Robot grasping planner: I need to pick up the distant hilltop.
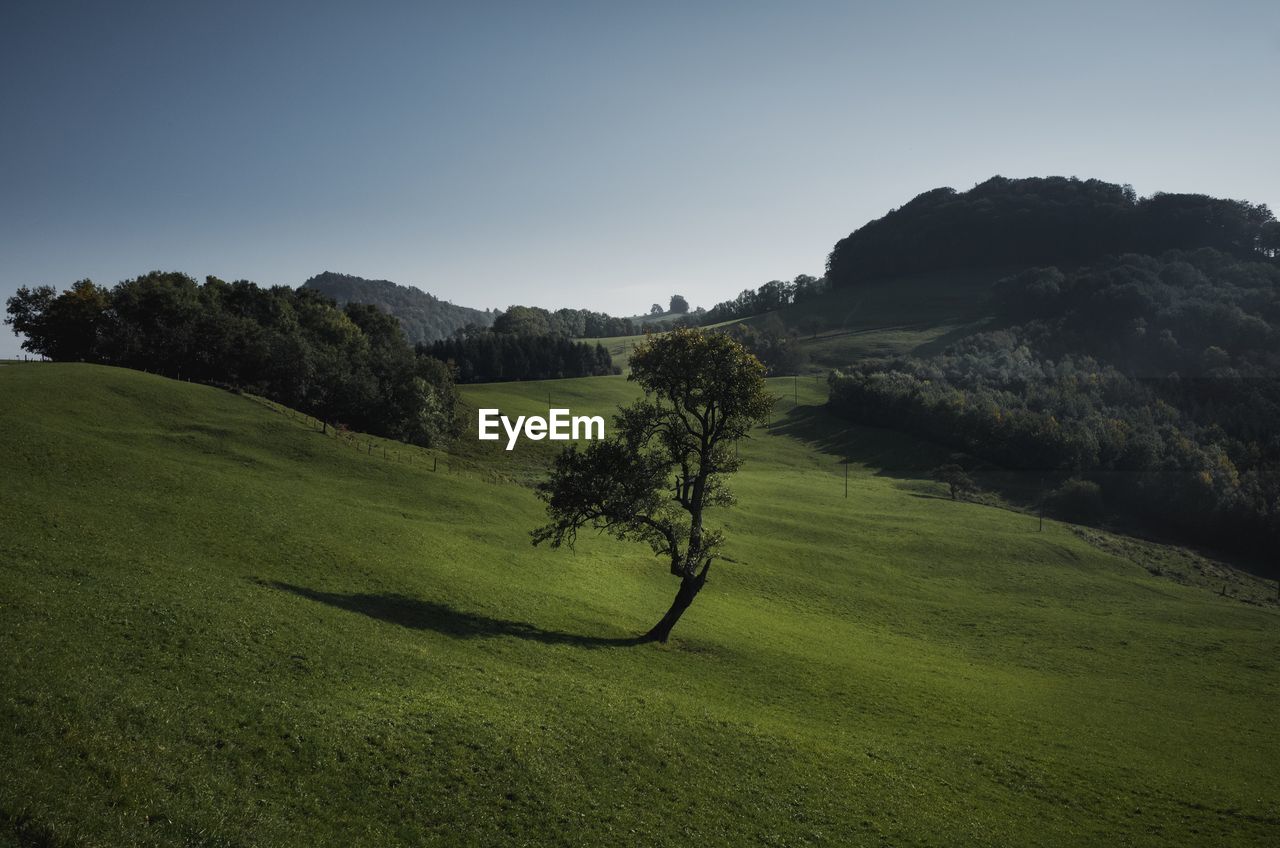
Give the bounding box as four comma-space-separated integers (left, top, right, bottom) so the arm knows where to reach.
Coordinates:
301, 271, 493, 345
825, 175, 1278, 287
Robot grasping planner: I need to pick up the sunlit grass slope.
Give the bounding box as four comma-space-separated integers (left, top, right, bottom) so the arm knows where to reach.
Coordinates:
2, 363, 1277, 847
580, 333, 648, 372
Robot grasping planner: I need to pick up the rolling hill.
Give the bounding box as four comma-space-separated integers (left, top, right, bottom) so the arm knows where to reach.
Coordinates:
2, 363, 1277, 846
302, 272, 494, 344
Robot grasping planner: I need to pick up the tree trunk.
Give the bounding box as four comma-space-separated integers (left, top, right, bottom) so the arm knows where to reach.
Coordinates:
640, 560, 711, 643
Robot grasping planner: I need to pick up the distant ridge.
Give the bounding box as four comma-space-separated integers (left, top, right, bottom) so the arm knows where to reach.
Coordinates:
302, 271, 493, 344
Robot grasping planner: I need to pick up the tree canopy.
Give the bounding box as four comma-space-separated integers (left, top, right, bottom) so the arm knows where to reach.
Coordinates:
532, 328, 773, 642
701, 274, 827, 325
825, 176, 1276, 287
424, 333, 615, 383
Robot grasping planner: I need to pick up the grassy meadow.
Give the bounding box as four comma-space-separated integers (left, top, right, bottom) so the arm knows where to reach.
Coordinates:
1, 363, 1277, 846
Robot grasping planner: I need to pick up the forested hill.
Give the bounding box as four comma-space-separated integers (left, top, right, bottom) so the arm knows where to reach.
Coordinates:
826, 176, 1280, 286
302, 272, 493, 344
815, 177, 1280, 562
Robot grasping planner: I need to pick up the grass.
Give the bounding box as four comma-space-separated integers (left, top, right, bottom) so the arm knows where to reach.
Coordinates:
580, 333, 651, 373
589, 269, 1003, 374
759, 269, 1004, 370
1, 363, 1277, 847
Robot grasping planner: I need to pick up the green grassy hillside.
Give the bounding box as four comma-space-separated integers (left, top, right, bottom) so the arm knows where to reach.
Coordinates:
752, 270, 1002, 370
2, 364, 1277, 847
580, 333, 651, 373
589, 270, 1000, 373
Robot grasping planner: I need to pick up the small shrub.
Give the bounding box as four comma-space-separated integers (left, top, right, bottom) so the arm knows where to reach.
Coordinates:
1049, 478, 1106, 523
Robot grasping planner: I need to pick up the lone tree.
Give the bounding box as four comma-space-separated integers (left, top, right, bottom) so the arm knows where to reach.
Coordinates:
932, 463, 976, 501
532, 328, 773, 642
669, 294, 689, 314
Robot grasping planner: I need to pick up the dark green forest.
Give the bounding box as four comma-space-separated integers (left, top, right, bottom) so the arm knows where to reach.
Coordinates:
826, 176, 1280, 287
424, 326, 616, 383
829, 244, 1280, 558
6, 272, 461, 446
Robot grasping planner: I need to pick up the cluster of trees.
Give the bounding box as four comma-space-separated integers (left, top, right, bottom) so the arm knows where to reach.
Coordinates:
702, 275, 827, 325
302, 272, 494, 344
6, 272, 462, 445
826, 176, 1280, 287
720, 315, 806, 375
645, 295, 694, 316
644, 296, 703, 322
827, 248, 1280, 557
468, 304, 640, 339
425, 318, 616, 383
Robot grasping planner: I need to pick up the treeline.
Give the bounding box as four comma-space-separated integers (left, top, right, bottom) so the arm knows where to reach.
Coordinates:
702, 275, 827, 325
827, 248, 1280, 558
480, 304, 640, 338
424, 332, 615, 383
826, 176, 1280, 287
6, 272, 461, 446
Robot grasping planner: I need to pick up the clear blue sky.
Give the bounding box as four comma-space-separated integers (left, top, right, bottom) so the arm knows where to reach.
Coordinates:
3, 0, 1278, 356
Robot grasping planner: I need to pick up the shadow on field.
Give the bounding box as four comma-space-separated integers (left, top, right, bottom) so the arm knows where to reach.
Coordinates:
770, 404, 1048, 505
265, 581, 642, 648
769, 403, 946, 474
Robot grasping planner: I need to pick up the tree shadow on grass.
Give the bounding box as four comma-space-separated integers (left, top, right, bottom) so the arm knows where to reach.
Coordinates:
768, 403, 950, 476
772, 404, 1036, 485
766, 404, 1048, 505
264, 581, 643, 648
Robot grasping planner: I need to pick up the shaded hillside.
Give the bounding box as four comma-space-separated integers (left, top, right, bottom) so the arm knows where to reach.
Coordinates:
302, 271, 493, 344
743, 269, 1002, 368
827, 176, 1279, 287
829, 247, 1280, 560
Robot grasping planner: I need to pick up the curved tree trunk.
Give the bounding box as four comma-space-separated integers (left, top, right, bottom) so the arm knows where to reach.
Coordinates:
640, 560, 711, 643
